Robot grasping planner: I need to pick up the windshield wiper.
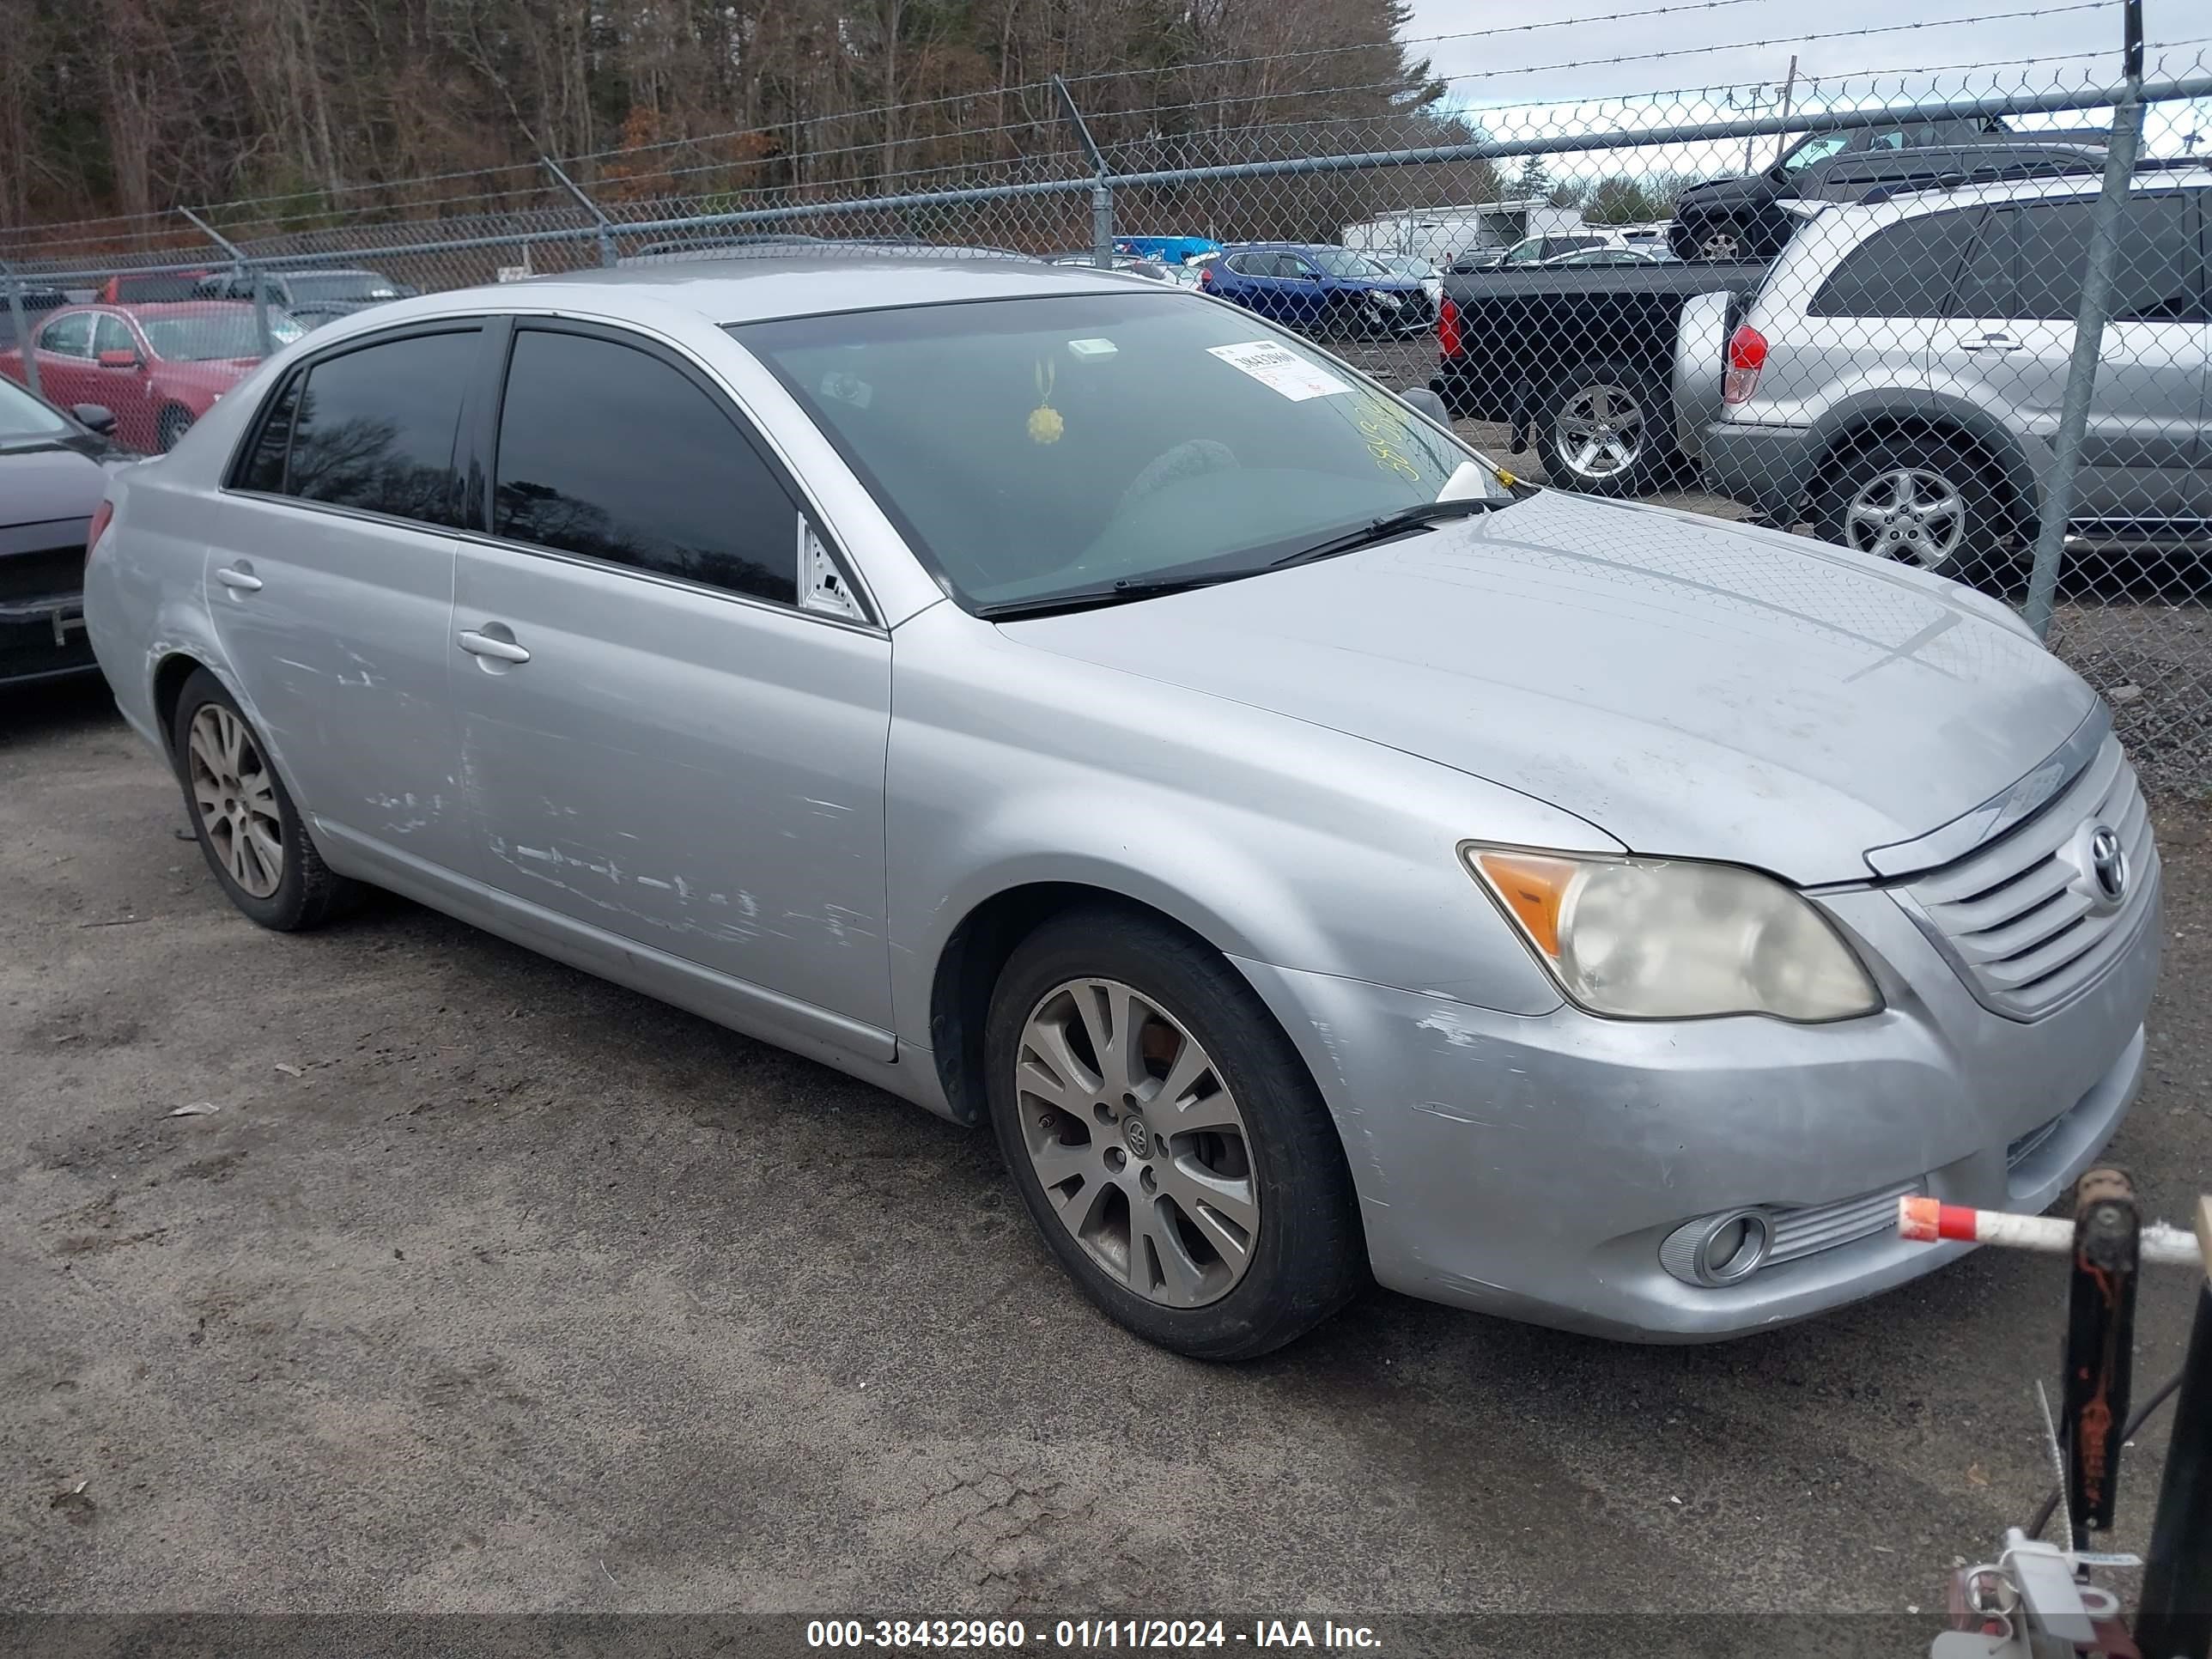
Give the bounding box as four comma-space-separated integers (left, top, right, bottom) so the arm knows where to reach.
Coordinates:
974, 568, 1256, 621
1269, 496, 1502, 570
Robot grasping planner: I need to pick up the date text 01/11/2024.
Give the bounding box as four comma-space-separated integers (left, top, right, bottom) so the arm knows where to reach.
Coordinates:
804, 1618, 1383, 1650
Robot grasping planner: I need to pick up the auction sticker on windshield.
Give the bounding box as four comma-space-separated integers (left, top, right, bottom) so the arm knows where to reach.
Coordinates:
1206, 341, 1348, 401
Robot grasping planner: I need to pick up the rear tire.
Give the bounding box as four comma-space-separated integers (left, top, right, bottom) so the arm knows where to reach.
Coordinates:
1534, 363, 1673, 496
169, 668, 358, 932
156, 404, 193, 452
984, 906, 1365, 1360
1811, 433, 2013, 586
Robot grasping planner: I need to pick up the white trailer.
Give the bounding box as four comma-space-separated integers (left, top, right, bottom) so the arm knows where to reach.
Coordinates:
1342, 199, 1587, 264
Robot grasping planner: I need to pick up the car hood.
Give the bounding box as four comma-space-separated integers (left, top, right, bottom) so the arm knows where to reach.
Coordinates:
0, 438, 110, 532
1002, 491, 2095, 885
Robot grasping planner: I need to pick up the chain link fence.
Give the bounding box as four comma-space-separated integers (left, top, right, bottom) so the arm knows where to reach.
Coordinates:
3, 58, 2209, 798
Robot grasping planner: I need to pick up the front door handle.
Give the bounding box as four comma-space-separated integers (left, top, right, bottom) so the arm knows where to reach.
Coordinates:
215, 563, 262, 592
458, 629, 531, 665
1959, 332, 2022, 353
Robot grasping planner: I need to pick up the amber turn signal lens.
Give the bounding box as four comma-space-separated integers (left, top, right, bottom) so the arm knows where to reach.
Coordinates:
1469, 850, 1578, 960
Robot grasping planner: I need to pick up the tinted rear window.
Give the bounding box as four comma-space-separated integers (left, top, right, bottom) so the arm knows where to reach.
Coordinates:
1808, 208, 1984, 318
283, 330, 477, 526
1957, 192, 2202, 321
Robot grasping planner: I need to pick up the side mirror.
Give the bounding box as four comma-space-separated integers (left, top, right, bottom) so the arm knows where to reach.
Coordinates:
71, 403, 118, 435
1398, 386, 1451, 424
96, 349, 139, 369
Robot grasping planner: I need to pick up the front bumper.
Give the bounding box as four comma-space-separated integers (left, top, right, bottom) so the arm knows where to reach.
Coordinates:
1701, 418, 1815, 524
1232, 869, 2160, 1341
0, 589, 99, 686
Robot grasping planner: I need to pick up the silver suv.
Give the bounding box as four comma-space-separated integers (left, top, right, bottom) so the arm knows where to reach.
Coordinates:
1689, 167, 2209, 580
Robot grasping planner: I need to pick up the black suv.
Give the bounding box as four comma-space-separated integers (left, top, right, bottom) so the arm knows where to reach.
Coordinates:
1668, 117, 2105, 262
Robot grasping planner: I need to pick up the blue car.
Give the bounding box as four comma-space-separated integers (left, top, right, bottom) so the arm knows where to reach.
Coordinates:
1112, 234, 1219, 267
1197, 243, 1434, 338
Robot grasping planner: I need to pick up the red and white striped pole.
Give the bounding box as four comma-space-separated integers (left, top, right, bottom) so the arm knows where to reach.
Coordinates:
1898, 1194, 2203, 1267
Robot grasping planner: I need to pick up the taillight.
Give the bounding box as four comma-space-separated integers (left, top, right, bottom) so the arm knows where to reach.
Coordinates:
1198, 264, 1212, 288
1437, 295, 1462, 358
86, 500, 114, 556
1723, 324, 1767, 404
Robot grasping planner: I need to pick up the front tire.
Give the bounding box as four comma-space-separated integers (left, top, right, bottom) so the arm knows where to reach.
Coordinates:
984, 906, 1364, 1359
170, 668, 357, 931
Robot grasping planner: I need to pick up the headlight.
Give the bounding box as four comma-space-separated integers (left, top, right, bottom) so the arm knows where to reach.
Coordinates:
1463, 847, 1881, 1022
1370, 291, 1403, 307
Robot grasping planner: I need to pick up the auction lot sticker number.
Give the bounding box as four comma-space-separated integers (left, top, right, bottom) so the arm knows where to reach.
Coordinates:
807, 1619, 1236, 1649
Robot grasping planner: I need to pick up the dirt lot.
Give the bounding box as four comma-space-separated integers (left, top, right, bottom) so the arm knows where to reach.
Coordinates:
3, 673, 2209, 1640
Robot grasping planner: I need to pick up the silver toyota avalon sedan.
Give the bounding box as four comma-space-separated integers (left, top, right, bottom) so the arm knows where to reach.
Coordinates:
82, 254, 2160, 1358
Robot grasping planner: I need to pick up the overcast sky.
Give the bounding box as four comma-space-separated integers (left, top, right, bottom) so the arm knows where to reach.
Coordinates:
1394, 0, 2208, 179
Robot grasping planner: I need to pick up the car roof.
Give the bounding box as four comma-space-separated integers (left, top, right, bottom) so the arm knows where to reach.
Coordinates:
431, 251, 1142, 325
1838, 160, 2209, 218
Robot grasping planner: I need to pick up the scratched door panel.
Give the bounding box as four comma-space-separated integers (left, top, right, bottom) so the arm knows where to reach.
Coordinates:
448, 540, 895, 1032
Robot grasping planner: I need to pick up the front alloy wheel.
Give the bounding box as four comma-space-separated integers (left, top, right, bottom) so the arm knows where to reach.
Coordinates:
983, 905, 1364, 1358
1014, 977, 1258, 1308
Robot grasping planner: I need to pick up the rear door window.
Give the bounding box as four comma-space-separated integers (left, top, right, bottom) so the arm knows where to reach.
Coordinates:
491, 325, 801, 607
282, 329, 478, 526
1808, 208, 1984, 317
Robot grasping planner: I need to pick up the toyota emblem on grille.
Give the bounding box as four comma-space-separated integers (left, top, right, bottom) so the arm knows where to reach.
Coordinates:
2087, 825, 2129, 908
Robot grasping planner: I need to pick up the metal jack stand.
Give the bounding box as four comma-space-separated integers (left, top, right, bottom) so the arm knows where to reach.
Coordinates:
1902, 1176, 2212, 1658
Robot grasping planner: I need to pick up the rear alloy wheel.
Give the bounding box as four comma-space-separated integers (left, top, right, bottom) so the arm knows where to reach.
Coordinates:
157, 404, 194, 452
1536, 365, 1671, 496
985, 907, 1364, 1359
170, 667, 358, 931
1814, 434, 2009, 585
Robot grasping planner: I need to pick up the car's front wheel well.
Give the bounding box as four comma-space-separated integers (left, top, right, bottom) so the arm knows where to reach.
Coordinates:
1810, 416, 2032, 538
928, 883, 1243, 1128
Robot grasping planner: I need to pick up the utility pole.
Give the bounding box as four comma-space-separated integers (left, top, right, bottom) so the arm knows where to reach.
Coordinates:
1773, 55, 1799, 169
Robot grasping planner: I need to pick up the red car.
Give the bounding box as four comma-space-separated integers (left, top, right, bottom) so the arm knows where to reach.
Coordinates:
0, 302, 302, 453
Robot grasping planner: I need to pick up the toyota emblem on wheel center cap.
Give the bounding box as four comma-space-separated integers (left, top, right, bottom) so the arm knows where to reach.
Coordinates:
2086, 824, 2129, 908
1122, 1115, 1152, 1158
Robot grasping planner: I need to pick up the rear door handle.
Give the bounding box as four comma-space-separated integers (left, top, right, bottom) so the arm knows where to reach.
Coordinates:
1959, 333, 2022, 353
215, 564, 262, 592
458, 629, 531, 665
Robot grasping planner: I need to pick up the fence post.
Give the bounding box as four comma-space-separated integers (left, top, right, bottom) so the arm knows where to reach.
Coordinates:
177, 205, 271, 358
1, 261, 40, 401
542, 156, 618, 268
1054, 76, 1115, 267
2021, 0, 2147, 640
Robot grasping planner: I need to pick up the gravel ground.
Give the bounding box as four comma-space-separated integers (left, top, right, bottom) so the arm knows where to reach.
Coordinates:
3, 675, 2209, 1643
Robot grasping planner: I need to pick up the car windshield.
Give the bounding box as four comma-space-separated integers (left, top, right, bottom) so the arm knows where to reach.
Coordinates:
1781, 132, 1852, 173
0, 374, 71, 441
1306, 248, 1385, 277
735, 291, 1510, 611
141, 312, 305, 361
286, 272, 398, 301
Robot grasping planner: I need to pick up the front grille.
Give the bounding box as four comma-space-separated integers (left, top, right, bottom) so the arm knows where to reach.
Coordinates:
1766, 1179, 1923, 1267
0, 545, 86, 605
1898, 735, 2157, 1021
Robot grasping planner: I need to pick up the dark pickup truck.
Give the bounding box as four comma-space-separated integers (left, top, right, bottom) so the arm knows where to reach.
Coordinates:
1430, 260, 1770, 496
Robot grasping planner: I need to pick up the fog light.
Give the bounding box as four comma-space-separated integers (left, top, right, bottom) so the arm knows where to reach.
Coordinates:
1660, 1209, 1772, 1287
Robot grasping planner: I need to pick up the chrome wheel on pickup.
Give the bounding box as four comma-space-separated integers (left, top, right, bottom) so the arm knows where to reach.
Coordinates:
1537, 363, 1672, 497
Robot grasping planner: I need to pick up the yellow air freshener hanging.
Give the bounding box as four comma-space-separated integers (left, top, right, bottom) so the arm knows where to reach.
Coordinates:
1027, 359, 1064, 445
